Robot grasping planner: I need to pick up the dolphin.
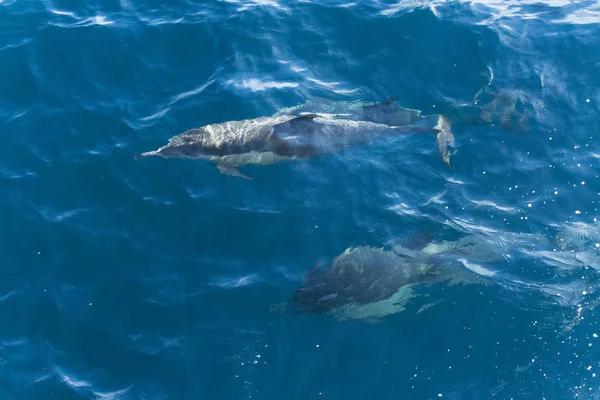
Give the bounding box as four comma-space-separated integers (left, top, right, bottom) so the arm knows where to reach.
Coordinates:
289, 246, 437, 319
282, 225, 600, 322
286, 237, 492, 321
136, 99, 454, 179
278, 97, 455, 165
444, 86, 539, 134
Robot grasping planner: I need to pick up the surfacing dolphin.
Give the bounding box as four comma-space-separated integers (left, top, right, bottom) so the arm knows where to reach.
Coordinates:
136, 98, 454, 179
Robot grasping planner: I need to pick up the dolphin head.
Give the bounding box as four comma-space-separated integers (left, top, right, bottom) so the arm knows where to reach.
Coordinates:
136, 130, 210, 160
289, 261, 338, 314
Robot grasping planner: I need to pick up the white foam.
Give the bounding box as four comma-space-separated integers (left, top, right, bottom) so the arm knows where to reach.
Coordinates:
50, 9, 76, 17
53, 15, 115, 27
139, 107, 170, 122
290, 64, 308, 73
236, 0, 288, 11
388, 202, 420, 216
469, 0, 599, 25
56, 369, 90, 389
446, 217, 499, 234
237, 78, 299, 91
422, 189, 448, 206
470, 199, 516, 212
89, 15, 114, 26
170, 78, 217, 105
302, 75, 352, 93
213, 273, 261, 288
306, 77, 341, 89
555, 7, 600, 25
95, 386, 133, 399
457, 258, 496, 277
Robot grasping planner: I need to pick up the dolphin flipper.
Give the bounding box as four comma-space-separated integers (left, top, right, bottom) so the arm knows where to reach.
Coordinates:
216, 164, 252, 180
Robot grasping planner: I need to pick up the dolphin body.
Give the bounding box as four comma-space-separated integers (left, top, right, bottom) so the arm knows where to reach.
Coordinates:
287, 236, 494, 321
136, 98, 454, 179
285, 225, 600, 322
289, 246, 438, 320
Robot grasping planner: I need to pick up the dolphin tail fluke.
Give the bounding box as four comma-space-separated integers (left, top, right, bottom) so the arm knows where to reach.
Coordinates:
216, 164, 252, 180
434, 115, 455, 167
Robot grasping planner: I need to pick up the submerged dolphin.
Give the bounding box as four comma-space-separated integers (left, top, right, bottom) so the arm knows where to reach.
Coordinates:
286, 236, 493, 321
283, 224, 600, 322
289, 246, 437, 320
136, 98, 454, 179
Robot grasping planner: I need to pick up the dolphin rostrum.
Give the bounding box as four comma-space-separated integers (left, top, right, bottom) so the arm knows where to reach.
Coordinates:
136, 98, 454, 179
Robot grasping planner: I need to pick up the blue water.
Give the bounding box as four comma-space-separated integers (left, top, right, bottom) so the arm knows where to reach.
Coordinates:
3, 0, 600, 398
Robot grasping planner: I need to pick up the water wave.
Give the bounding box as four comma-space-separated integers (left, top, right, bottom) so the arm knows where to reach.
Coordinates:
3, 0, 600, 398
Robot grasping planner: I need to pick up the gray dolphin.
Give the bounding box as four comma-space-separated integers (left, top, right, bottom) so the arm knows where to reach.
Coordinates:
289, 246, 436, 319
287, 238, 491, 321
283, 225, 600, 322
136, 99, 454, 179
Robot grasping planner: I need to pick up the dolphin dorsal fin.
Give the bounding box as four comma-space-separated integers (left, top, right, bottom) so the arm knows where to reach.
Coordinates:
273, 114, 322, 146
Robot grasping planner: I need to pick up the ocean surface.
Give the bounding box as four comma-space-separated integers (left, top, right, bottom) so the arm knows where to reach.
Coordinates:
3, 0, 600, 398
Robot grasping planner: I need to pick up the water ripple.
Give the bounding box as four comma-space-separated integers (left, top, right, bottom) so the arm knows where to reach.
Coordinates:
3, 0, 600, 398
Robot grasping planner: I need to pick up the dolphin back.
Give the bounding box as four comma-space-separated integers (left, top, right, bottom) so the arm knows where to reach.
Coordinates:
277, 97, 423, 126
